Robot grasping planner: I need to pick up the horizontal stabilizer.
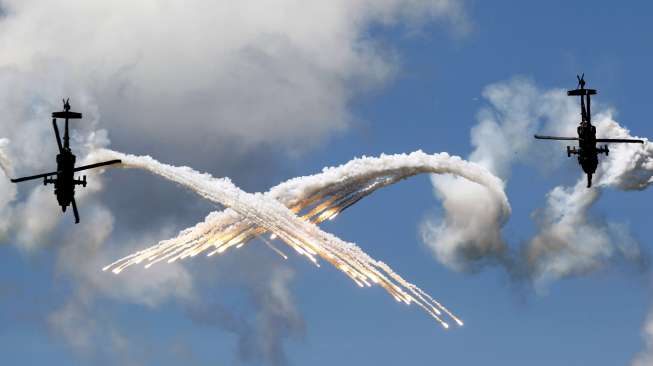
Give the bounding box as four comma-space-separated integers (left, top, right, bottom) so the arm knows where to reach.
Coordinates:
567, 89, 597, 96
534, 135, 579, 141
596, 138, 644, 144
52, 111, 82, 119
11, 171, 58, 183
73, 159, 122, 173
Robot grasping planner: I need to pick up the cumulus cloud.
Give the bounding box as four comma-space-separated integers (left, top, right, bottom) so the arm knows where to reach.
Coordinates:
0, 0, 468, 162
0, 0, 470, 229
0, 0, 468, 363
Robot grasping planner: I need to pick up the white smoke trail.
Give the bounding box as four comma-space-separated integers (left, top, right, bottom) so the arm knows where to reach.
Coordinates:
421, 78, 651, 281
593, 120, 653, 366
423, 175, 509, 271
526, 110, 650, 284
103, 150, 509, 266
0, 138, 17, 238
595, 116, 653, 190
633, 308, 653, 366
422, 78, 572, 272
0, 138, 13, 178
92, 149, 509, 327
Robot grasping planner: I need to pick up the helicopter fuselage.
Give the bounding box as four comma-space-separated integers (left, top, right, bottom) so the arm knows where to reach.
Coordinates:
534, 75, 643, 188
10, 99, 120, 224
51, 149, 77, 211
576, 122, 599, 178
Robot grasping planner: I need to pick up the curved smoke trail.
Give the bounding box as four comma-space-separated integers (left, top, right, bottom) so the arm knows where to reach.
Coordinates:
104, 150, 509, 268
90, 149, 509, 328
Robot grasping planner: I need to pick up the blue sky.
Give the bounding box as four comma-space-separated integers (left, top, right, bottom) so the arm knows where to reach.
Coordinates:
0, 1, 652, 365
294, 3, 652, 364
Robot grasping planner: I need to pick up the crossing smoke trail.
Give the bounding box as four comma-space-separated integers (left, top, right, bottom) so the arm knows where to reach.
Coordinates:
91, 149, 510, 328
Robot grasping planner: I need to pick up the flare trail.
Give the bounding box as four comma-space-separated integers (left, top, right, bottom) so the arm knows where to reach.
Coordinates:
92, 149, 509, 328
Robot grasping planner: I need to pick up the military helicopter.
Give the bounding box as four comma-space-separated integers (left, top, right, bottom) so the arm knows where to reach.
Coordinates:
534, 74, 644, 188
10, 99, 121, 223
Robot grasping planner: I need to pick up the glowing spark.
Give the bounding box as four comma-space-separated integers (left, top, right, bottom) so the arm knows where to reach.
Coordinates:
255, 236, 288, 259
93, 149, 508, 328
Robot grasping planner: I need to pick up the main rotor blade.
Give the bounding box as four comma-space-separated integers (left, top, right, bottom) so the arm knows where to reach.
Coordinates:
534, 135, 579, 141
52, 118, 63, 153
73, 159, 122, 173
11, 171, 58, 183
596, 138, 645, 144
71, 197, 80, 224
52, 111, 82, 119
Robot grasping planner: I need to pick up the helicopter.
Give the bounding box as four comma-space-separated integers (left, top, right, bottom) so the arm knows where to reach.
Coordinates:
534, 75, 644, 188
10, 99, 121, 223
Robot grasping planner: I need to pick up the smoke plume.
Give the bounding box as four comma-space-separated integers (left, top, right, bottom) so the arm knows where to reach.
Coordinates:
92, 148, 508, 328
423, 77, 650, 283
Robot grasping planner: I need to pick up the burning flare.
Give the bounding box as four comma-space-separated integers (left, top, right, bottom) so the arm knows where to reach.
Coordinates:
92, 149, 509, 328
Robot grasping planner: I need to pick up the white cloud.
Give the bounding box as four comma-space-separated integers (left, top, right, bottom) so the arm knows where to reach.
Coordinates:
0, 0, 467, 156
0, 1, 469, 362
54, 204, 195, 306
633, 308, 653, 366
